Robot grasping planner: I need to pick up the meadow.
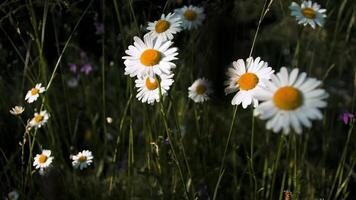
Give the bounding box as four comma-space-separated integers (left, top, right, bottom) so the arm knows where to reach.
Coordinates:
1, 0, 356, 199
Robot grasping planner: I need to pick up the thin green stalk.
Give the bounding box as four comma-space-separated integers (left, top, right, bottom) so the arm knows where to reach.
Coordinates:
157, 77, 191, 200
327, 123, 354, 200
213, 105, 238, 200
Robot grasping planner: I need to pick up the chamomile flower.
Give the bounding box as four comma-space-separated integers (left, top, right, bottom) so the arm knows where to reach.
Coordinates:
175, 5, 205, 30
29, 110, 49, 129
289, 1, 327, 29
146, 12, 182, 42
33, 149, 54, 174
255, 67, 328, 134
71, 150, 94, 170
188, 78, 213, 103
122, 34, 178, 77
225, 57, 274, 108
10, 106, 25, 115
135, 74, 174, 105
25, 83, 45, 103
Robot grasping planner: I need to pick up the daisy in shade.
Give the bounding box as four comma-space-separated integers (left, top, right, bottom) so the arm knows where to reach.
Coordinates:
10, 106, 25, 116
255, 67, 328, 134
135, 74, 174, 105
29, 110, 50, 129
289, 1, 326, 29
175, 5, 205, 30
225, 57, 274, 109
122, 34, 178, 77
146, 12, 182, 42
188, 78, 213, 103
71, 150, 94, 170
33, 149, 54, 175
25, 83, 45, 103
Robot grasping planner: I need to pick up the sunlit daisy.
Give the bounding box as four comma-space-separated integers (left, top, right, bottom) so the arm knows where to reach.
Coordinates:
25, 83, 45, 103
10, 106, 25, 115
255, 67, 328, 134
33, 149, 54, 174
225, 57, 274, 108
135, 74, 174, 105
175, 5, 205, 30
188, 78, 213, 103
146, 12, 182, 42
289, 1, 326, 29
122, 34, 178, 77
71, 150, 94, 170
29, 110, 49, 129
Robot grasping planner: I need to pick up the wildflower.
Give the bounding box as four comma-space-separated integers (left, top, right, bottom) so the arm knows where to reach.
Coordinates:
123, 34, 178, 77
71, 150, 94, 170
339, 112, 354, 125
68, 63, 77, 73
289, 1, 326, 29
80, 63, 93, 75
25, 83, 45, 103
29, 110, 50, 129
146, 12, 182, 42
6, 190, 19, 200
106, 117, 113, 124
33, 149, 54, 175
175, 5, 205, 30
94, 22, 105, 35
135, 74, 174, 104
67, 77, 79, 88
188, 78, 213, 103
225, 57, 274, 108
10, 106, 25, 115
255, 67, 328, 134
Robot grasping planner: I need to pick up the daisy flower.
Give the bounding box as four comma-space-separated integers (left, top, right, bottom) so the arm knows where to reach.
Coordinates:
289, 1, 327, 29
10, 106, 25, 115
255, 67, 328, 134
146, 12, 182, 42
122, 34, 178, 77
29, 110, 50, 129
71, 150, 94, 170
225, 57, 274, 108
33, 149, 54, 174
175, 5, 205, 30
135, 74, 174, 105
25, 83, 45, 103
188, 78, 213, 103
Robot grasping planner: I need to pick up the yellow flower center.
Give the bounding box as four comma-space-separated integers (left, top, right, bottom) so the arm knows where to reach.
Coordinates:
38, 154, 47, 164
238, 73, 259, 90
155, 20, 170, 33
302, 8, 316, 19
196, 84, 206, 95
184, 9, 197, 21
140, 49, 161, 66
145, 78, 159, 90
31, 88, 39, 95
273, 86, 303, 110
34, 115, 44, 123
78, 156, 87, 163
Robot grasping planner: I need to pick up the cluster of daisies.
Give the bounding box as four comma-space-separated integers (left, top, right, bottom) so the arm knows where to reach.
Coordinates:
11, 84, 94, 174
122, 5, 206, 104
122, 1, 329, 134
33, 149, 94, 175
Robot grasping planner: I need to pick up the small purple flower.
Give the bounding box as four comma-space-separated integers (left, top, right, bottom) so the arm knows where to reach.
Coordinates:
68, 63, 77, 73
80, 63, 93, 75
94, 22, 105, 35
339, 112, 355, 125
